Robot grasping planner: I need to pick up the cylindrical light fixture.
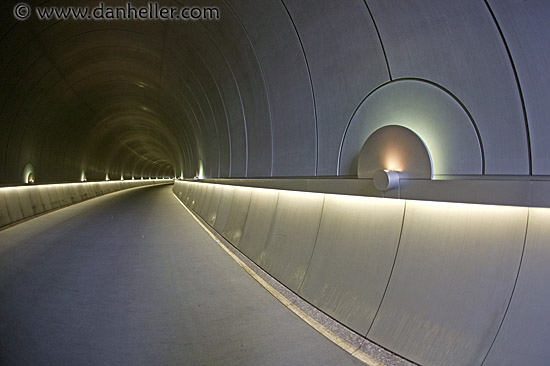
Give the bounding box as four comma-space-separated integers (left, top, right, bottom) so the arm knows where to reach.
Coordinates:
373, 169, 400, 191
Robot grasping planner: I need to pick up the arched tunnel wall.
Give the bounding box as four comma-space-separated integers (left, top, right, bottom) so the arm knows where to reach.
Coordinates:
2, 0, 550, 183
174, 180, 550, 366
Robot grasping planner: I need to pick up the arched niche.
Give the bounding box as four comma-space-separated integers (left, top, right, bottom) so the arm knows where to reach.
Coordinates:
357, 125, 432, 179
340, 79, 483, 177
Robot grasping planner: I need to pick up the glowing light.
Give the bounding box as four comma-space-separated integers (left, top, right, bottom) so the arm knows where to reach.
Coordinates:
23, 163, 35, 184
176, 181, 528, 214
0, 179, 166, 193
384, 154, 403, 172
197, 160, 205, 179
81, 171, 87, 182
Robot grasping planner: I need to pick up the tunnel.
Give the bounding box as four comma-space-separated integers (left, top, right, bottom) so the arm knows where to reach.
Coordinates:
1, 1, 550, 365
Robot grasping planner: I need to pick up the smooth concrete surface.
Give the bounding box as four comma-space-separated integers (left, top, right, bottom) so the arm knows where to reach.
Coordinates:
221, 186, 252, 246
368, 200, 528, 366
299, 194, 405, 335
198, 184, 214, 218
483, 208, 550, 366
0, 180, 168, 230
237, 188, 279, 263
204, 184, 222, 227
176, 180, 550, 366
259, 191, 325, 292
213, 185, 235, 234
0, 184, 363, 366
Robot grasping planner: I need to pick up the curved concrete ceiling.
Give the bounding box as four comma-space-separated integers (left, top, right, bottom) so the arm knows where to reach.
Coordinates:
1, 0, 548, 185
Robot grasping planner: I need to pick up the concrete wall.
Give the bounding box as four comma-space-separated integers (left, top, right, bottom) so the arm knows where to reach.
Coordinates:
0, 180, 169, 229
174, 180, 548, 366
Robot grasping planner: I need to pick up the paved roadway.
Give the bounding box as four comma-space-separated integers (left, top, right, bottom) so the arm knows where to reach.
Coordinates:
0, 184, 362, 366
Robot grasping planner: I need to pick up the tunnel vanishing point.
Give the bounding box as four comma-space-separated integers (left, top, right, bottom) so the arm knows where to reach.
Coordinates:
2, 1, 550, 365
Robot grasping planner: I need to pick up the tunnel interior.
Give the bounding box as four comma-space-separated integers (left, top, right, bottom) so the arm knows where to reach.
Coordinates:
2, 1, 550, 366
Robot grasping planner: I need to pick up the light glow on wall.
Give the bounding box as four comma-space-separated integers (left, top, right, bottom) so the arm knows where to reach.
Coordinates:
198, 160, 205, 179
22, 163, 36, 184
383, 153, 404, 172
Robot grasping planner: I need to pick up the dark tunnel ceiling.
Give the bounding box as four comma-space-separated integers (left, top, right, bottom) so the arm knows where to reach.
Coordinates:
1, 0, 226, 183
1, 0, 550, 185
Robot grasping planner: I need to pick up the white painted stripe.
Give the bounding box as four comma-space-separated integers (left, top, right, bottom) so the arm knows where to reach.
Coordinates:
172, 191, 386, 366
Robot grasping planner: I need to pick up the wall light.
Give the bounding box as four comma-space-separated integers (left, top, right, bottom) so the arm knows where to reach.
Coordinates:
23, 163, 36, 184
373, 169, 400, 191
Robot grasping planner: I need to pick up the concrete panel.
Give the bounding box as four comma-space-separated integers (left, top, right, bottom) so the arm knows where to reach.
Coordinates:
199, 184, 215, 218
204, 184, 223, 227
181, 181, 189, 199
26, 187, 45, 215
284, 0, 388, 175
299, 194, 405, 334
221, 186, 252, 246
196, 184, 209, 213
0, 181, 166, 229
172, 181, 181, 198
175, 181, 189, 202
368, 200, 528, 366
45, 186, 61, 209
369, 0, 528, 174
488, 0, 550, 174
212, 185, 235, 234
3, 190, 24, 224
258, 191, 325, 292
91, 183, 103, 197
190, 184, 207, 212
340, 80, 482, 176
83, 184, 94, 200
76, 186, 87, 202
183, 182, 196, 206
74, 185, 85, 203
0, 190, 12, 227
62, 185, 79, 204
483, 207, 550, 366
238, 188, 279, 262
189, 183, 200, 208
15, 189, 36, 218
